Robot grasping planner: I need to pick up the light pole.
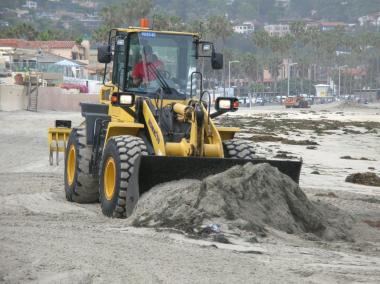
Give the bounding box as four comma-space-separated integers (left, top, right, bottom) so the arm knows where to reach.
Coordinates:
287, 62, 297, 97
338, 65, 348, 98
228, 60, 240, 96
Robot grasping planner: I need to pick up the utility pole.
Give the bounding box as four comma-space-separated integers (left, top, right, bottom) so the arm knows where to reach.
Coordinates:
338, 65, 348, 98
287, 62, 298, 97
228, 60, 240, 96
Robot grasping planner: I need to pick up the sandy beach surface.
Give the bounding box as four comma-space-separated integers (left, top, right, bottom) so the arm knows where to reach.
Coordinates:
0, 102, 379, 283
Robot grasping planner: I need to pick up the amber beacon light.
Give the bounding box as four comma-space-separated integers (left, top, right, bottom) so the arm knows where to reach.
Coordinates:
140, 18, 150, 28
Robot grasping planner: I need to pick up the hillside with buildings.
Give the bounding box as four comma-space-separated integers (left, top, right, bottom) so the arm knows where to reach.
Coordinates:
1, 0, 380, 35
0, 0, 379, 101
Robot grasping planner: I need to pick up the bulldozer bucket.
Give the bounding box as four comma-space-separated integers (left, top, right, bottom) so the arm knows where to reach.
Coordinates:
125, 156, 302, 217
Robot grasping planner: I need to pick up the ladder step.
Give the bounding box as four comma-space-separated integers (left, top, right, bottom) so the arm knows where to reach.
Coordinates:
27, 75, 39, 112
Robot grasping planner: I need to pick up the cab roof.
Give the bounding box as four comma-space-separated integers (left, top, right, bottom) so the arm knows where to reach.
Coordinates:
114, 27, 199, 38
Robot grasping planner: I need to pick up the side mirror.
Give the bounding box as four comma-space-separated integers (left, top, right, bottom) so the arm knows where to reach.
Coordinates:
97, 45, 112, 64
215, 97, 239, 112
211, 52, 223, 70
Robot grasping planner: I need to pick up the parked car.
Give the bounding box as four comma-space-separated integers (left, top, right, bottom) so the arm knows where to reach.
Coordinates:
0, 69, 12, 77
255, 97, 265, 106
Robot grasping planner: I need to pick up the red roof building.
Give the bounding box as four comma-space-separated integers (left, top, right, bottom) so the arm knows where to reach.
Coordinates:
0, 39, 89, 62
0, 39, 76, 49
319, 22, 346, 31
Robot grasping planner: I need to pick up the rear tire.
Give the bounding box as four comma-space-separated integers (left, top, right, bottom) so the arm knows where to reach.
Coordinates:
64, 127, 99, 203
99, 135, 147, 218
223, 139, 257, 159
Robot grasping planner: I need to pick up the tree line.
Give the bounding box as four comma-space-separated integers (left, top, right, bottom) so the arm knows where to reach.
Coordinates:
0, 23, 84, 42
2, 0, 380, 94
92, 0, 380, 94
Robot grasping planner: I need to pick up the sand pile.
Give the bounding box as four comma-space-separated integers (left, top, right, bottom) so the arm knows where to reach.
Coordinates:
129, 163, 352, 241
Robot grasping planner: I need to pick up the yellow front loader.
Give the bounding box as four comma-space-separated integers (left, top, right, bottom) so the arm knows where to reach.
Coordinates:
49, 23, 302, 218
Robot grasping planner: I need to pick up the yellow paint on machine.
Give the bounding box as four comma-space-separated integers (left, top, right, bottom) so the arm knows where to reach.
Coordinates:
66, 144, 76, 186
142, 101, 166, 156
48, 127, 71, 165
104, 157, 116, 201
216, 127, 240, 140
104, 122, 144, 143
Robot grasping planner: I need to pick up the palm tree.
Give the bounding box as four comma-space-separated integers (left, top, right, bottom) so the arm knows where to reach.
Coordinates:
152, 12, 183, 31
206, 15, 233, 90
206, 15, 233, 44
239, 53, 258, 81
5, 23, 39, 40
252, 29, 270, 50
93, 0, 152, 42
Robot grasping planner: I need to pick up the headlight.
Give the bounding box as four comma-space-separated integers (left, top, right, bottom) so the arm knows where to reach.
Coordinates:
120, 94, 133, 105
111, 92, 135, 107
215, 97, 239, 112
218, 99, 232, 110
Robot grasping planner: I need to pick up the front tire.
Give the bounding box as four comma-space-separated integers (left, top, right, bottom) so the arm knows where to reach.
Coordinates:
64, 127, 99, 203
223, 139, 257, 159
99, 135, 147, 218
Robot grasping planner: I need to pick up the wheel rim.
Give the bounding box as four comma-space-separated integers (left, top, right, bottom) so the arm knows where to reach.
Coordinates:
67, 144, 76, 186
104, 157, 116, 201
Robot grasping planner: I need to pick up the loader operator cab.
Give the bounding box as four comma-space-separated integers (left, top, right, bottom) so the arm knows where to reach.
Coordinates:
98, 29, 224, 101
126, 32, 194, 98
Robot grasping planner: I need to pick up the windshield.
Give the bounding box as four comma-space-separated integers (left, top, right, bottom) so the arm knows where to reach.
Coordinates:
124, 32, 198, 99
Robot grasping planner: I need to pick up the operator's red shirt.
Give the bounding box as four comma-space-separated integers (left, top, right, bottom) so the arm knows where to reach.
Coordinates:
132, 60, 164, 81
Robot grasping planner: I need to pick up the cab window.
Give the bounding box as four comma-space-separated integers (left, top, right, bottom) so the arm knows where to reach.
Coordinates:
112, 35, 126, 88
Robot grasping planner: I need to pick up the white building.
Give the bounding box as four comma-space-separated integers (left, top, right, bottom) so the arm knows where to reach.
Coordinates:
233, 22, 255, 35
264, 24, 290, 37
315, 84, 331, 97
22, 1, 37, 9
358, 12, 380, 27
275, 0, 290, 8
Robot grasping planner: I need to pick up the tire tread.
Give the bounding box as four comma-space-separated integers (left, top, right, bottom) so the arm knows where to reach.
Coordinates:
65, 127, 99, 203
223, 139, 257, 159
100, 135, 147, 218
